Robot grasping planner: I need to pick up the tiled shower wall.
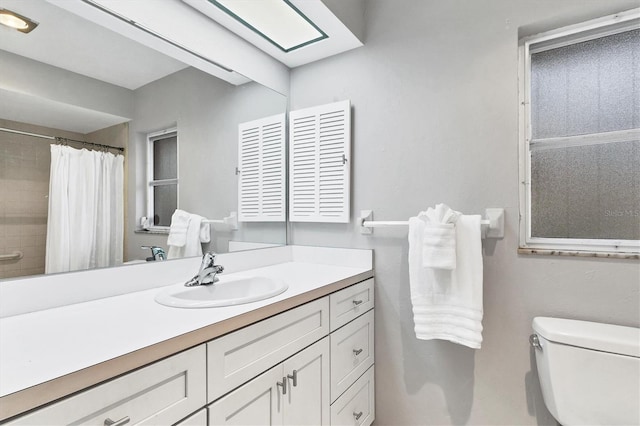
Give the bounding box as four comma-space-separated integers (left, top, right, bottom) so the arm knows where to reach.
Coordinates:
0, 120, 127, 279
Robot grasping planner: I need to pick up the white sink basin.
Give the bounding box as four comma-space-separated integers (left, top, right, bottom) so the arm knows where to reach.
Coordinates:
155, 274, 288, 308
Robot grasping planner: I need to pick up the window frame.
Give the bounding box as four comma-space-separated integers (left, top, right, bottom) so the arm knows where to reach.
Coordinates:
518, 9, 640, 256
146, 127, 178, 231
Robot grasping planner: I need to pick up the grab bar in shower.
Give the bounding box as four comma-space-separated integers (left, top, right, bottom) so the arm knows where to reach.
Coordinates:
0, 251, 23, 261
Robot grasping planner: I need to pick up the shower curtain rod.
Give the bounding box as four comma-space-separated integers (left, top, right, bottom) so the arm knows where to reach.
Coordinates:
0, 127, 125, 152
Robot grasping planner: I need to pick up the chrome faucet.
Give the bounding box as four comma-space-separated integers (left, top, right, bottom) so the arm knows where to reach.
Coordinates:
185, 252, 224, 287
142, 246, 166, 261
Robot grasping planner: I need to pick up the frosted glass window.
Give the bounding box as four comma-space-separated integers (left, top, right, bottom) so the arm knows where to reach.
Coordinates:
531, 29, 640, 139
531, 141, 640, 240
147, 129, 178, 228
521, 15, 640, 254
153, 185, 177, 227
153, 135, 177, 180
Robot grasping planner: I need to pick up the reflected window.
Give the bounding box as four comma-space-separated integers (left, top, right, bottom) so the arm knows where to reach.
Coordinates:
147, 128, 178, 228
519, 14, 640, 254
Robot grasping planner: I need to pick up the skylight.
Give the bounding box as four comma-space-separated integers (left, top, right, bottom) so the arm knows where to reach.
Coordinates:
209, 0, 327, 52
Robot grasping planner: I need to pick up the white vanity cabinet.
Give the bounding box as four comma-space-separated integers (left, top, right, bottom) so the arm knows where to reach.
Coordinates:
3, 279, 375, 426
208, 278, 375, 426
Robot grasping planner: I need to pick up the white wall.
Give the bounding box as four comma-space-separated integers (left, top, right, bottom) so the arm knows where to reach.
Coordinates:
128, 68, 288, 260
0, 50, 133, 120
288, 1, 640, 424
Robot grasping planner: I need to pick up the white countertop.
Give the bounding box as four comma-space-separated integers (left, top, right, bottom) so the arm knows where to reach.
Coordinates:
0, 261, 370, 399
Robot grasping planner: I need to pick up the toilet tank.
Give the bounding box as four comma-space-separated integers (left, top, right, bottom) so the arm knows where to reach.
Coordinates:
532, 317, 640, 426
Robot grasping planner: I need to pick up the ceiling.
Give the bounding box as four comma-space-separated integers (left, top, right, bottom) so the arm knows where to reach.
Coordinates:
0, 0, 188, 90
0, 88, 130, 134
182, 0, 364, 68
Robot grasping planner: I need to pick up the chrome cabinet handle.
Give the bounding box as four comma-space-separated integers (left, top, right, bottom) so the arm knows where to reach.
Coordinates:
353, 411, 363, 420
277, 377, 287, 394
104, 416, 130, 426
353, 348, 363, 356
352, 299, 363, 306
287, 369, 298, 387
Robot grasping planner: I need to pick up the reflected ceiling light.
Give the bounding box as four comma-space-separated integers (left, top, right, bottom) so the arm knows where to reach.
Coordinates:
209, 0, 327, 52
0, 8, 38, 33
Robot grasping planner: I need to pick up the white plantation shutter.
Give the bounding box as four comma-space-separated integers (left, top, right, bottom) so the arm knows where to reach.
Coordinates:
289, 100, 351, 223
237, 113, 285, 222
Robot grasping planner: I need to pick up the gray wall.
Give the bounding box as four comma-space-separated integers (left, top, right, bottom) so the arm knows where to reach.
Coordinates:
127, 68, 287, 260
288, 1, 640, 425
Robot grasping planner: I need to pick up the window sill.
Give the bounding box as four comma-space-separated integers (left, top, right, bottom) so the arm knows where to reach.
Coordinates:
134, 227, 170, 235
518, 247, 639, 260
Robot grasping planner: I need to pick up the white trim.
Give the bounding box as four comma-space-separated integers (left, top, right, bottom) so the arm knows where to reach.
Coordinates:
518, 10, 640, 255
517, 41, 529, 252
523, 8, 640, 54
530, 128, 640, 151
518, 248, 639, 260
521, 237, 640, 253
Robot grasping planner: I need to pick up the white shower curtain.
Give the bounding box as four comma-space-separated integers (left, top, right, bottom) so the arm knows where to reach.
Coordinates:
45, 145, 124, 274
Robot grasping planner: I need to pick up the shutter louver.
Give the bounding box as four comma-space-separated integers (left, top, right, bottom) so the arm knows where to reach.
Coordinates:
238, 114, 285, 222
289, 100, 351, 223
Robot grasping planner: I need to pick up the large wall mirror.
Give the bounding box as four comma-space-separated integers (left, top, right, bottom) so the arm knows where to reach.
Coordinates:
0, 0, 287, 280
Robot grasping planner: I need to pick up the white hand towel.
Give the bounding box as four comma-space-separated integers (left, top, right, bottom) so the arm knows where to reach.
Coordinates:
421, 204, 460, 270
167, 211, 208, 259
167, 209, 191, 247
199, 221, 211, 244
408, 214, 483, 349
183, 214, 205, 257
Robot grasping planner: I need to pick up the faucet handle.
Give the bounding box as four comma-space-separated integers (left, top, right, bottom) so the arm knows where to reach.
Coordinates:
199, 251, 217, 272
142, 246, 166, 261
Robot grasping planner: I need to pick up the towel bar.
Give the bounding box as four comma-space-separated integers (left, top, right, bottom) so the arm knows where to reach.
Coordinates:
202, 211, 238, 231
359, 208, 505, 239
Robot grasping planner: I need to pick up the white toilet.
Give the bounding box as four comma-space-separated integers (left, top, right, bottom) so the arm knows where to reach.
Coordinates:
531, 317, 640, 426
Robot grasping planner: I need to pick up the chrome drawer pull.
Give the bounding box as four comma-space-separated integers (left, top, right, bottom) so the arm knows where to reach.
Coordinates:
353, 348, 363, 356
352, 299, 363, 306
353, 411, 363, 420
104, 416, 130, 426
287, 369, 298, 387
277, 377, 287, 394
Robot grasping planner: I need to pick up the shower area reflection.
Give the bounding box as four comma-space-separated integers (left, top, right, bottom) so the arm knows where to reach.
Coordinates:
0, 120, 127, 279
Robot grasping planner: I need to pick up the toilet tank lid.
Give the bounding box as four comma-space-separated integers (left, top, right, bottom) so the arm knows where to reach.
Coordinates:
533, 317, 640, 358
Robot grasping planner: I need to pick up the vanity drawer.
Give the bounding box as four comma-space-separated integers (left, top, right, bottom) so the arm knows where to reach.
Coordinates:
207, 297, 329, 402
330, 366, 375, 426
330, 309, 374, 402
330, 279, 374, 331
5, 345, 206, 426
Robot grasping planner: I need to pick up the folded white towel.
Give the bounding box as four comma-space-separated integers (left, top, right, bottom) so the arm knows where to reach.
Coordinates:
421, 204, 460, 270
424, 203, 460, 224
167, 209, 191, 247
408, 214, 483, 349
422, 223, 457, 269
167, 210, 209, 259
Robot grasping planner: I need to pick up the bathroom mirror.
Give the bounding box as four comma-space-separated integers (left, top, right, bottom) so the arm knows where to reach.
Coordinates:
0, 0, 287, 280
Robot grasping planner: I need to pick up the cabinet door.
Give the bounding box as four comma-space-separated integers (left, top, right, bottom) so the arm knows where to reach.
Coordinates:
283, 338, 330, 426
209, 365, 284, 426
